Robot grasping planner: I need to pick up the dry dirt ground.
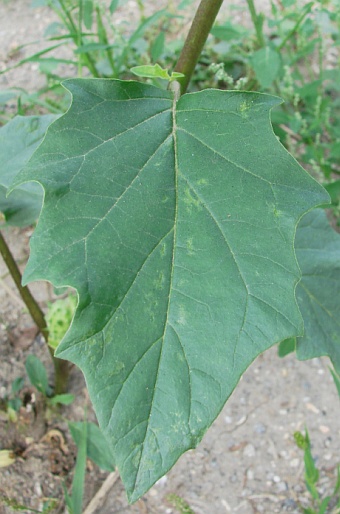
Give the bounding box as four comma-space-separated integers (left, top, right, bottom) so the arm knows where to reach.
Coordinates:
0, 1, 339, 514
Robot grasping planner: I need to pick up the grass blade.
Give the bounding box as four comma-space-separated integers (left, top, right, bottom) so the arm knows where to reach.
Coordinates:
71, 419, 87, 514
0, 43, 65, 74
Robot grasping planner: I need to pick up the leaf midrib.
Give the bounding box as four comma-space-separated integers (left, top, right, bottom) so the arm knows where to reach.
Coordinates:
131, 91, 180, 493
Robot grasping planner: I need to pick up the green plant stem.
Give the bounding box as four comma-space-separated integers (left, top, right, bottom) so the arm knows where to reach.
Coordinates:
96, 6, 116, 75
174, 0, 224, 94
0, 230, 48, 338
246, 0, 265, 47
53, 357, 70, 395
78, 0, 83, 77
57, 0, 99, 77
277, 2, 313, 51
0, 230, 69, 394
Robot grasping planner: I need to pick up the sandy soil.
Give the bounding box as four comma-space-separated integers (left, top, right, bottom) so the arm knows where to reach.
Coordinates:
0, 1, 339, 513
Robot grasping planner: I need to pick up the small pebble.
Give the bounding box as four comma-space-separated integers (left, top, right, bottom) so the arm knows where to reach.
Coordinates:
290, 458, 300, 468
246, 468, 254, 480
243, 444, 256, 457
276, 481, 288, 493
282, 498, 297, 510
254, 423, 266, 434
221, 499, 231, 512
306, 402, 319, 414
235, 415, 247, 426
34, 482, 42, 496
319, 425, 330, 434
324, 437, 332, 448
273, 475, 281, 483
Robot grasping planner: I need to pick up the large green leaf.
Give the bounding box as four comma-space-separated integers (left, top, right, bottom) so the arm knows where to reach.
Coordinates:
12, 79, 328, 501
0, 115, 57, 226
286, 209, 340, 373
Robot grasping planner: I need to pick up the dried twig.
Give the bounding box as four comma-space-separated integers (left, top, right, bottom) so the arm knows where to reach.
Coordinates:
82, 471, 119, 514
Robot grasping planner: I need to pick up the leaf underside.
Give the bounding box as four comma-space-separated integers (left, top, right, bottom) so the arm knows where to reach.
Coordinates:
0, 115, 57, 226
13, 79, 328, 501
291, 209, 340, 374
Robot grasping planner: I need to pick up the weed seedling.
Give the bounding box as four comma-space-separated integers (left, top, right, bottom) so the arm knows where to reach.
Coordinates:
294, 430, 340, 514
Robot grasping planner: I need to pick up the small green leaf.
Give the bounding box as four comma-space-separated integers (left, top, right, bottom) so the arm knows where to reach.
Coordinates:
302, 431, 319, 492
25, 355, 51, 396
11, 377, 24, 394
249, 47, 281, 89
130, 64, 184, 82
151, 32, 165, 62
167, 493, 195, 514
0, 90, 18, 105
74, 43, 115, 54
170, 71, 185, 80
324, 180, 340, 205
69, 422, 115, 471
109, 0, 119, 14
49, 394, 75, 406
8, 398, 22, 412
294, 431, 308, 450
319, 496, 331, 514
278, 338, 295, 357
211, 22, 247, 41
83, 0, 93, 30
131, 63, 171, 80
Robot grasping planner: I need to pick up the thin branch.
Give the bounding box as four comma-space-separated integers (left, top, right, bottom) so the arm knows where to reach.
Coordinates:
0, 230, 48, 340
174, 0, 224, 94
0, 229, 70, 394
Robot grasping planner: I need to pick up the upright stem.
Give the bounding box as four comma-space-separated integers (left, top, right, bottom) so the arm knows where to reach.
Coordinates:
0, 230, 69, 394
57, 0, 99, 77
0, 230, 48, 339
277, 2, 313, 51
78, 0, 83, 77
174, 0, 224, 94
246, 0, 265, 48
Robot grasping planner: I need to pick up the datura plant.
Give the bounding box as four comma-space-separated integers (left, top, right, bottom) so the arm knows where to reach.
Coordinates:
5, 0, 337, 503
